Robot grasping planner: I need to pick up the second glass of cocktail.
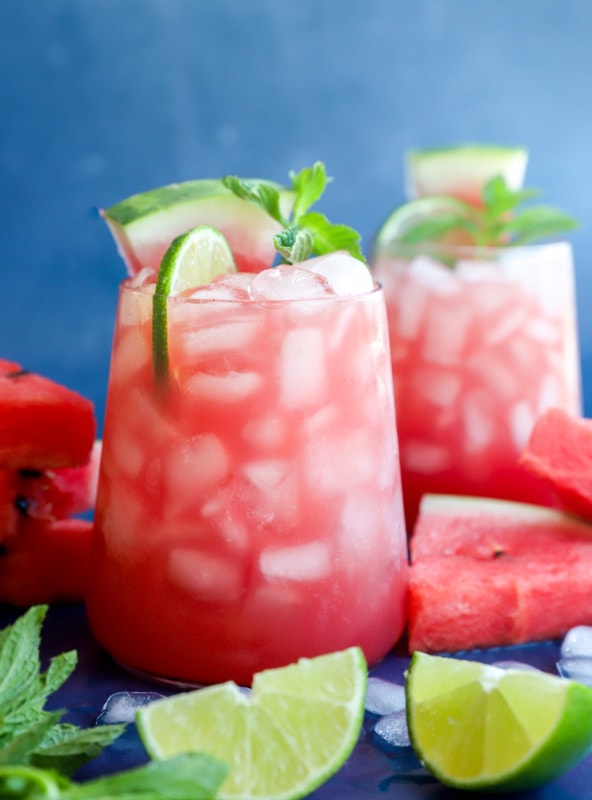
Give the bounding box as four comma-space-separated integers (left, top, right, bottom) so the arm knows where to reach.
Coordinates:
86, 165, 408, 686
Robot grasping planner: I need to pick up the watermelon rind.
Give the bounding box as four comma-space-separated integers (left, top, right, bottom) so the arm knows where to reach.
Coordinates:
405, 144, 529, 202
102, 178, 295, 276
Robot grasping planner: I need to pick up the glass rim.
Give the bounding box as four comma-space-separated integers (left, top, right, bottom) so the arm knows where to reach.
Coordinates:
119, 275, 384, 305
372, 239, 573, 260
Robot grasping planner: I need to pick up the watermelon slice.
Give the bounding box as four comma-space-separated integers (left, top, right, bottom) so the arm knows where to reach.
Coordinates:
520, 408, 592, 522
0, 359, 96, 469
102, 178, 295, 276
404, 144, 528, 206
408, 494, 592, 653
13, 440, 102, 522
0, 517, 93, 605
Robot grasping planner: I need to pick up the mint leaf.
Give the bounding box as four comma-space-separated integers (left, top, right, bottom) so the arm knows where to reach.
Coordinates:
502, 205, 580, 245
221, 176, 286, 225
289, 162, 328, 219
300, 211, 365, 262
224, 162, 366, 263
397, 214, 479, 245
62, 753, 228, 799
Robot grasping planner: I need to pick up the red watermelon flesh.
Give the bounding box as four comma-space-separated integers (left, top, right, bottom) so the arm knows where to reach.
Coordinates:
0, 516, 93, 605
0, 359, 96, 469
520, 408, 592, 522
408, 494, 592, 653
14, 440, 102, 522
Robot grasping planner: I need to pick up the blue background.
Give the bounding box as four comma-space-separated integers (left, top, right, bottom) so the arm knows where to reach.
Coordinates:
2, 0, 591, 431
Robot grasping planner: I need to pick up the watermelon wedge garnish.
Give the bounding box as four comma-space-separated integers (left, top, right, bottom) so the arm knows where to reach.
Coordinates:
101, 178, 295, 275
405, 144, 528, 206
0, 359, 96, 470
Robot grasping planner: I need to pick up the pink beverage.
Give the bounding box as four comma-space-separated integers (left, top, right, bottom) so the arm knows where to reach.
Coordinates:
372, 242, 581, 531
86, 254, 408, 686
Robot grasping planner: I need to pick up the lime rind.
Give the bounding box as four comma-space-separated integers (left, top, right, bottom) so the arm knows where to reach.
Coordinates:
137, 647, 367, 800
373, 195, 478, 251
152, 225, 236, 384
406, 651, 592, 792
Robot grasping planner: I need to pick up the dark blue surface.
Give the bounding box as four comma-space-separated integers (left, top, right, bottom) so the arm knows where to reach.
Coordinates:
1, 1, 592, 429
3, 602, 588, 799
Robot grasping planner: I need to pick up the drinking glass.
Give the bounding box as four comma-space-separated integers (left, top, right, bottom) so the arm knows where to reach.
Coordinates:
371, 241, 581, 531
86, 270, 408, 686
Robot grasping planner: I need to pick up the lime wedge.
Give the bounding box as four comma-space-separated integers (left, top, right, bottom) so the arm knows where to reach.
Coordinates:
152, 225, 237, 383
406, 651, 592, 792
137, 647, 367, 800
373, 195, 479, 251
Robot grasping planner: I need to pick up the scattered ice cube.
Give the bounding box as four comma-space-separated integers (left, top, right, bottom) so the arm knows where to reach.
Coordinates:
491, 660, 542, 672
561, 626, 592, 659
96, 691, 164, 725
251, 265, 334, 300
371, 709, 411, 749
305, 251, 375, 297
557, 657, 592, 686
365, 677, 406, 716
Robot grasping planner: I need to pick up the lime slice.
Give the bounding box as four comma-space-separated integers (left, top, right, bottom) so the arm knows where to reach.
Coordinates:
152, 225, 237, 382
137, 647, 367, 800
406, 651, 592, 792
373, 195, 479, 252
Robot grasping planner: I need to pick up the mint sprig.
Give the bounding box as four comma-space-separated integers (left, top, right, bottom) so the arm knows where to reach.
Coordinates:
399, 175, 579, 246
0, 607, 227, 798
222, 162, 365, 263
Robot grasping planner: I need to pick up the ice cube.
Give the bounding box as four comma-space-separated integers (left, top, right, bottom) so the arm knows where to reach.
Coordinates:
278, 327, 326, 409
181, 318, 261, 361
462, 390, 495, 453
305, 251, 375, 297
556, 657, 592, 686
167, 547, 245, 603
413, 367, 462, 408
242, 415, 286, 449
259, 541, 331, 581
95, 691, 164, 725
421, 302, 471, 365
251, 265, 334, 300
371, 709, 411, 749
365, 677, 406, 716
183, 370, 262, 403
242, 459, 289, 491
408, 255, 460, 296
390, 279, 428, 340
509, 400, 535, 451
165, 435, 230, 509
491, 660, 542, 672
560, 626, 592, 659
402, 440, 452, 474
184, 273, 254, 301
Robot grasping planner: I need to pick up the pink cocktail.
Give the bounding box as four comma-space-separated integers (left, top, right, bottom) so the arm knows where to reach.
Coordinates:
86, 255, 408, 686
372, 242, 581, 531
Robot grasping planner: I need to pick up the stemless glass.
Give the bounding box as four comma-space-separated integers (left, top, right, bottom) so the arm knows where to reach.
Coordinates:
86, 270, 408, 686
371, 241, 581, 531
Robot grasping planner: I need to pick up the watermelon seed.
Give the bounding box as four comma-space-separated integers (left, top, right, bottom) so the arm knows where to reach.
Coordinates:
14, 496, 30, 516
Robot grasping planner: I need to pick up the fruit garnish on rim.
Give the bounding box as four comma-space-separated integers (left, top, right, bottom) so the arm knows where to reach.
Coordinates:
152, 224, 237, 382
406, 651, 592, 792
151, 162, 369, 386
376, 144, 579, 249
137, 647, 367, 800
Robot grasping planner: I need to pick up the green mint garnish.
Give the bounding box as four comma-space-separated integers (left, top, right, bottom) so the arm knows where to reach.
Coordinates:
223, 161, 365, 263
398, 175, 579, 247
0, 607, 227, 799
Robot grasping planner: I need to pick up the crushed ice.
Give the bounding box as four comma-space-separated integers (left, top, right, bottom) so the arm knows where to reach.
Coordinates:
556, 626, 592, 686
